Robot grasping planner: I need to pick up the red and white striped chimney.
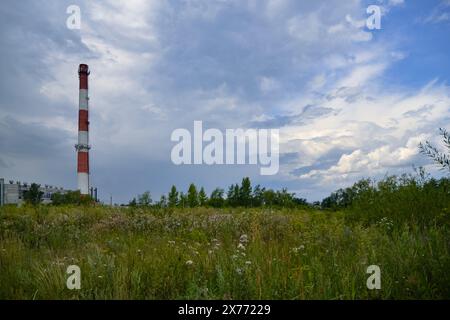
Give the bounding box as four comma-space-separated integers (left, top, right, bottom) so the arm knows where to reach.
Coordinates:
76, 64, 90, 195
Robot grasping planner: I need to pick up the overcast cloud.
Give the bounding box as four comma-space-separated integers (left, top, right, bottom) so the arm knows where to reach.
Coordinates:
1, 0, 449, 203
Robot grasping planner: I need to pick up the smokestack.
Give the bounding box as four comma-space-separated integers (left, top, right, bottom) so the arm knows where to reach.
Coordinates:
76, 64, 90, 195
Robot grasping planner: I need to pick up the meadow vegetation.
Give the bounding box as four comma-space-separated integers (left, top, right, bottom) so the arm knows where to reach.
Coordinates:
1, 172, 449, 299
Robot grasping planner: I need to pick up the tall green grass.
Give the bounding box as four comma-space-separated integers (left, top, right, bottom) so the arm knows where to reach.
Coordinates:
0, 205, 449, 299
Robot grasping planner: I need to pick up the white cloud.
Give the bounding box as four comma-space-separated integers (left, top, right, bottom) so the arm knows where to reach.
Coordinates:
421, 0, 450, 24
283, 80, 450, 190
260, 77, 280, 93
388, 0, 405, 7
338, 63, 387, 87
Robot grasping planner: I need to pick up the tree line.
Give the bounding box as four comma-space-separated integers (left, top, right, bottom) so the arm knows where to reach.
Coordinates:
128, 177, 308, 208
19, 185, 94, 206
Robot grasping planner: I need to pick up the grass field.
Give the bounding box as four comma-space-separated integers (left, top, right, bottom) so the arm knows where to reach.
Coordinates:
1, 205, 449, 299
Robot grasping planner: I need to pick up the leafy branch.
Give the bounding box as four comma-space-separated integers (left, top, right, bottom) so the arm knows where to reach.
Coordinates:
419, 128, 450, 172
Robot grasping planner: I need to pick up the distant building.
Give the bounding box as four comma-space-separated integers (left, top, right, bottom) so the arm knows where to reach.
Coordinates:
0, 178, 69, 206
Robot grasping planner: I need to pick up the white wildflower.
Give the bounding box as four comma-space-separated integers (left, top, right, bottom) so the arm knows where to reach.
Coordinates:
239, 234, 248, 243
291, 245, 305, 253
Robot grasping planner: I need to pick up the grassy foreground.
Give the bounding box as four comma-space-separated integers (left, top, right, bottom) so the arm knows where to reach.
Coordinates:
0, 205, 449, 299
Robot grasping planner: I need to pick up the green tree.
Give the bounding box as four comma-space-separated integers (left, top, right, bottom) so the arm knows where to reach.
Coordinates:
51, 190, 92, 206
239, 177, 253, 207
263, 189, 276, 207
198, 187, 208, 206
128, 197, 137, 207
293, 197, 308, 206
50, 192, 65, 206
275, 188, 296, 207
137, 191, 152, 207
157, 195, 167, 208
209, 188, 225, 208
168, 185, 179, 207
227, 184, 240, 207
252, 185, 265, 207
187, 183, 199, 207
23, 183, 43, 206
179, 192, 188, 208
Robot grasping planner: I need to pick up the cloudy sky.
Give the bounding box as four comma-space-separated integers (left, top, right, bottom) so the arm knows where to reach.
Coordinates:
1, 0, 450, 203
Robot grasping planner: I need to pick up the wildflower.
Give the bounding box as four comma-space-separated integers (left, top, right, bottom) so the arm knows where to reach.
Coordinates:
98, 275, 103, 279
168, 240, 176, 245
186, 260, 194, 266
236, 268, 243, 275
212, 239, 221, 250
237, 243, 246, 250
239, 234, 249, 243
245, 261, 252, 265
291, 245, 305, 254
231, 254, 238, 260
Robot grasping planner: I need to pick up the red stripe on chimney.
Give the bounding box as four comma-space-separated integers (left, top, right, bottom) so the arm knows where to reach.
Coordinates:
77, 152, 89, 173
79, 74, 88, 89
78, 110, 89, 131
